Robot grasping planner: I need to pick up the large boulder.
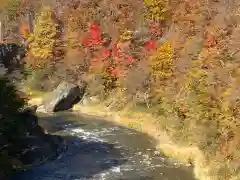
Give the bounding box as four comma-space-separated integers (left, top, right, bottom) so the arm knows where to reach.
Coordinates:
41, 82, 85, 113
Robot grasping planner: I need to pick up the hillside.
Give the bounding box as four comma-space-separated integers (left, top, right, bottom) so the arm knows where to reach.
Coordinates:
1, 0, 240, 179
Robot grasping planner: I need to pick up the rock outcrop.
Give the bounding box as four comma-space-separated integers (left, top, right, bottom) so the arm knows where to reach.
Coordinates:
0, 105, 66, 179
39, 82, 86, 113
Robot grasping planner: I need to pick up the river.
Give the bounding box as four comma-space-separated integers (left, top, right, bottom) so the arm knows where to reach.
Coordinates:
12, 111, 196, 180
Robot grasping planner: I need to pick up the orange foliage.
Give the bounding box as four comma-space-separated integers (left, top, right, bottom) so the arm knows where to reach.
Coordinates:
20, 23, 29, 38
204, 31, 217, 48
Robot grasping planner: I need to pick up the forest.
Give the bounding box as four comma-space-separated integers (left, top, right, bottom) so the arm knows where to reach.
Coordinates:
0, 0, 240, 179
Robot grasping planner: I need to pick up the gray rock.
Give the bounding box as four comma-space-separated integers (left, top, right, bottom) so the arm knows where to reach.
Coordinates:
42, 82, 86, 113
36, 105, 47, 113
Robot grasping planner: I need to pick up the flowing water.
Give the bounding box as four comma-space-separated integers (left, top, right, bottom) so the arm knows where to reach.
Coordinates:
12, 112, 196, 180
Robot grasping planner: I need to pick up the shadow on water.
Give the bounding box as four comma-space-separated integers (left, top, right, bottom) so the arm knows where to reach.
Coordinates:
11, 112, 128, 180
12, 111, 196, 180
12, 136, 127, 180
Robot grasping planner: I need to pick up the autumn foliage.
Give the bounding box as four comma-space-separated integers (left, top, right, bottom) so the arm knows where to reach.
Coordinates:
21, 0, 240, 179
20, 23, 29, 38
27, 6, 58, 69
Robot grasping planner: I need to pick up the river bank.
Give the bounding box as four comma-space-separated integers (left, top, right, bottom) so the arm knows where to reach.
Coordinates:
72, 104, 212, 180
28, 94, 214, 180
12, 111, 196, 180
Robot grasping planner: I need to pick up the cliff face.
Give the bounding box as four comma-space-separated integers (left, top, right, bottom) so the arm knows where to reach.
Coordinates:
0, 74, 66, 180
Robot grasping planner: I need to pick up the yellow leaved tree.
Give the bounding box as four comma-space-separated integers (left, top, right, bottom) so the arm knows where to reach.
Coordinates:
149, 41, 174, 81
144, 0, 169, 22
27, 6, 57, 69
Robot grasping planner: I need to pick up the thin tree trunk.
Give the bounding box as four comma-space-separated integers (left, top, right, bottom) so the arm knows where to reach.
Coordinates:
0, 21, 3, 42
27, 11, 35, 33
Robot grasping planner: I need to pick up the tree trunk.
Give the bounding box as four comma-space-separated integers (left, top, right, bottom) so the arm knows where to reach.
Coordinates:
0, 21, 4, 42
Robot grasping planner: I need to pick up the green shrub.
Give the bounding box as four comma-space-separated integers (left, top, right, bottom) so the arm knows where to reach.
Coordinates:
0, 73, 26, 178
0, 76, 24, 120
